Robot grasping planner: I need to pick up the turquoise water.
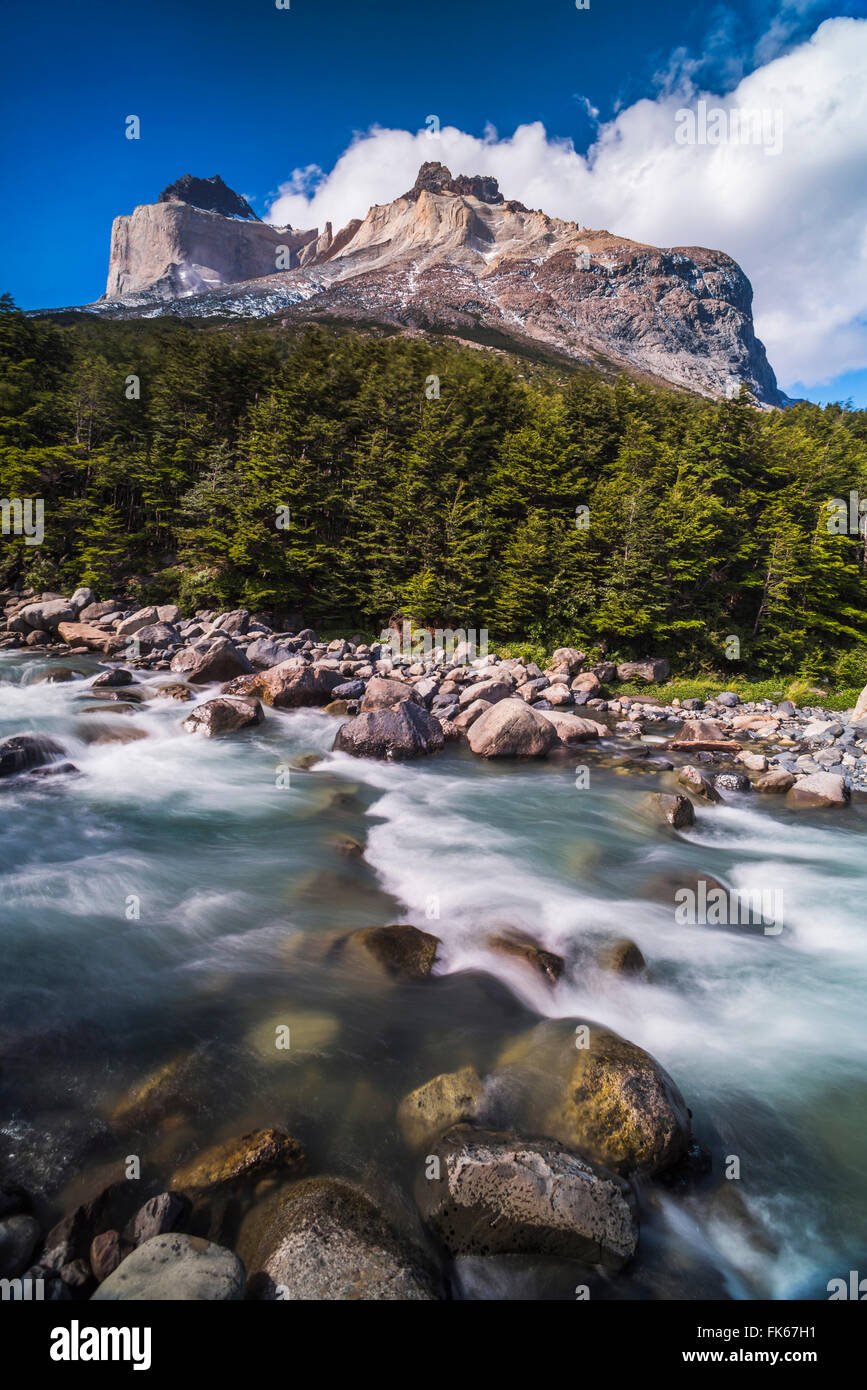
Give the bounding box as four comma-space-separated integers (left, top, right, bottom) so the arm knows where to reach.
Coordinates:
1, 650, 865, 1299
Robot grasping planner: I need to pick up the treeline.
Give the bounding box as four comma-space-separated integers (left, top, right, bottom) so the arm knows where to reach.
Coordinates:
1, 293, 866, 679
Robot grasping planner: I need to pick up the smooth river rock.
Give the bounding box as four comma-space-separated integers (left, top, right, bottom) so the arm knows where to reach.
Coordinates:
91, 1233, 245, 1300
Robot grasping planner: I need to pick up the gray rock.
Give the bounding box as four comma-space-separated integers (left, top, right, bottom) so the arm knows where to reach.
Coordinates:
653, 792, 695, 829
181, 696, 264, 737
360, 675, 423, 711
171, 638, 252, 685
333, 702, 444, 760
128, 622, 179, 653
0, 733, 66, 779
17, 598, 77, 631
92, 668, 134, 688
331, 679, 366, 700
130, 1193, 190, 1246
713, 772, 751, 792
70, 587, 95, 612
416, 1127, 637, 1270
116, 606, 159, 637
716, 691, 739, 707
616, 659, 671, 684
245, 1177, 439, 1300
91, 1234, 244, 1301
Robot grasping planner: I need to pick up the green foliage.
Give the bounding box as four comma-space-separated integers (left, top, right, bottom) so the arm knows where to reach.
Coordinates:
1, 295, 866, 678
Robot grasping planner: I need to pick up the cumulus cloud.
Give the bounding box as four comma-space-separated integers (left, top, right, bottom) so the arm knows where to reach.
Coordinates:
265, 17, 867, 391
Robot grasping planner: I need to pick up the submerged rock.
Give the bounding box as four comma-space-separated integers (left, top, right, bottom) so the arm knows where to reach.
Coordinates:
169, 1129, 306, 1190
486, 931, 564, 985
343, 924, 441, 980
492, 1019, 691, 1177
651, 792, 695, 829
397, 1067, 486, 1151
596, 938, 646, 975
245, 1177, 439, 1300
416, 1126, 638, 1270
91, 1233, 245, 1301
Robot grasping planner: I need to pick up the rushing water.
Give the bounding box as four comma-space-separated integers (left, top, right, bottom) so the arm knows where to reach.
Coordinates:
1, 650, 865, 1300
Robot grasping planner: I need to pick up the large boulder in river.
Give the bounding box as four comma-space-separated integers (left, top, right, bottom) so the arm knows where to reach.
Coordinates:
244, 1177, 440, 1300
786, 771, 850, 808
360, 675, 422, 711
467, 698, 557, 758
171, 638, 251, 684
91, 1233, 245, 1300
224, 658, 342, 708
416, 1126, 638, 1270
333, 702, 444, 759
181, 696, 263, 738
491, 1019, 691, 1177
0, 733, 67, 779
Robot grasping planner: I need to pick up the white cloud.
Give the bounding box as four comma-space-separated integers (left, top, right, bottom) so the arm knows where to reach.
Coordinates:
265, 17, 867, 391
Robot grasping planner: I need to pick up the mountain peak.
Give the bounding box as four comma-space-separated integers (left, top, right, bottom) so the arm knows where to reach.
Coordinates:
403, 161, 506, 206
158, 174, 260, 221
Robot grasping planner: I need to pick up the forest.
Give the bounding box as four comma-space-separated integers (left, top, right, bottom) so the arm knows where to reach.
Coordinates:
2, 292, 866, 681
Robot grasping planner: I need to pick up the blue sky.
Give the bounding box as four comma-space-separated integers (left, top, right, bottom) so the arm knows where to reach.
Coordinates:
1, 0, 864, 405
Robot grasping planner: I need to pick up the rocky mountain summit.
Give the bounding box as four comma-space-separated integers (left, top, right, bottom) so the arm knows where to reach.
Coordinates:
158, 174, 261, 221
92, 163, 783, 404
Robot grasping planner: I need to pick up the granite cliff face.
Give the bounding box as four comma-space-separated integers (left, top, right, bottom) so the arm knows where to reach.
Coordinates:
96, 163, 783, 404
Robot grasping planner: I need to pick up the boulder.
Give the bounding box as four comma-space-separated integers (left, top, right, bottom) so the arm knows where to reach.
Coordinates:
538, 710, 606, 745
616, 659, 670, 684
466, 698, 557, 758
596, 939, 646, 975
69, 587, 95, 611
487, 931, 564, 984
80, 600, 121, 622
550, 647, 586, 675
343, 924, 440, 980
56, 622, 124, 654
677, 765, 722, 803
170, 1130, 306, 1191
492, 1019, 691, 1177
652, 792, 696, 829
452, 698, 491, 731
223, 658, 341, 707
458, 678, 513, 709
242, 637, 292, 670
181, 696, 264, 737
333, 702, 444, 760
17, 597, 77, 630
244, 1177, 439, 1300
128, 622, 178, 653
116, 606, 159, 638
171, 639, 251, 685
855, 682, 867, 722
360, 675, 422, 711
416, 1126, 637, 1270
0, 733, 66, 779
570, 671, 602, 696
755, 769, 795, 793
91, 1234, 245, 1301
92, 668, 134, 688
786, 772, 850, 808
397, 1067, 486, 1152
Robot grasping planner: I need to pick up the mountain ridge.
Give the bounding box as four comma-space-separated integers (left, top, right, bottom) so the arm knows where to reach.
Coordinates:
82, 164, 784, 405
